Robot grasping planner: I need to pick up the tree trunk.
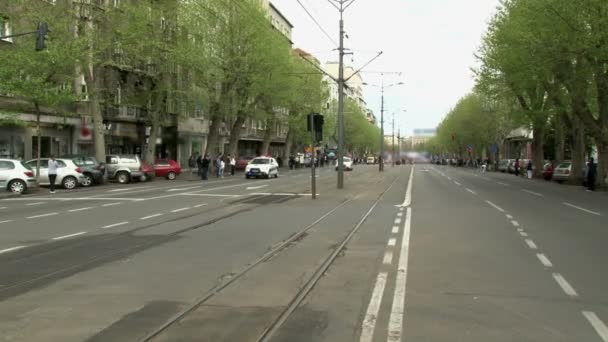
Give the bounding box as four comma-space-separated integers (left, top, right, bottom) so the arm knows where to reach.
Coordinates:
284, 128, 293, 161
227, 113, 246, 158
531, 125, 545, 177
554, 114, 565, 162
205, 107, 222, 158
34, 102, 42, 181
597, 141, 608, 188
260, 115, 275, 156
569, 117, 585, 185
144, 120, 159, 164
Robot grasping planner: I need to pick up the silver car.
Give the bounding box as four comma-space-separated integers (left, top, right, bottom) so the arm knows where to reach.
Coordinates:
552, 161, 572, 183
25, 158, 86, 190
0, 159, 38, 194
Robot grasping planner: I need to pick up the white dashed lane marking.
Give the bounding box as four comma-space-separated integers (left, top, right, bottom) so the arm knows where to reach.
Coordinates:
536, 253, 553, 267
522, 189, 543, 197
552, 273, 578, 297
465, 188, 477, 195
26, 212, 58, 219
25, 202, 44, 206
102, 221, 129, 229
140, 214, 162, 220
511, 220, 520, 227
52, 231, 87, 240
485, 200, 505, 213
0, 246, 26, 255
359, 272, 388, 342
394, 218, 401, 225
68, 207, 94, 213
506, 214, 514, 219
454, 181, 462, 186
102, 202, 122, 207
171, 207, 191, 213
392, 226, 399, 234
582, 311, 608, 342
388, 238, 397, 247
0, 220, 12, 224
525, 239, 538, 250
563, 202, 601, 216
383, 251, 393, 265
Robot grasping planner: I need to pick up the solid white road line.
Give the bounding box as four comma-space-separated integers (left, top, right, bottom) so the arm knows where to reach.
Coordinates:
387, 207, 413, 342
466, 188, 477, 195
552, 273, 578, 297
102, 202, 122, 207
388, 238, 397, 247
25, 202, 44, 206
108, 186, 151, 192
511, 220, 520, 227
52, 231, 87, 240
171, 207, 191, 213
102, 221, 129, 229
180, 193, 240, 197
394, 218, 402, 225
525, 239, 538, 250
383, 252, 394, 265
360, 272, 389, 342
454, 181, 462, 186
68, 207, 94, 213
26, 212, 58, 219
582, 311, 608, 342
0, 246, 26, 255
398, 167, 415, 207
506, 214, 514, 219
140, 213, 162, 220
194, 203, 208, 208
563, 202, 601, 216
522, 189, 543, 197
392, 226, 399, 234
485, 200, 505, 213
0, 220, 12, 224
536, 253, 553, 267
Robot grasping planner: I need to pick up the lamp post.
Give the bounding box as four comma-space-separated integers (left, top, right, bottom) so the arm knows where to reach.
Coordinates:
363, 80, 404, 172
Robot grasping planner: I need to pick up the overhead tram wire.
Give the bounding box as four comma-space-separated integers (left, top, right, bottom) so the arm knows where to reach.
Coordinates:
296, 0, 338, 47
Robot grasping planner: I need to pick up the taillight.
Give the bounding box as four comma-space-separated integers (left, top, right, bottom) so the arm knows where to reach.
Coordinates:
75, 167, 83, 173
24, 171, 34, 177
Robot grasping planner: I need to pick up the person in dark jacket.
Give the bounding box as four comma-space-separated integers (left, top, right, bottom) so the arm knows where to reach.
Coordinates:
587, 157, 597, 192
201, 154, 210, 180
514, 158, 520, 176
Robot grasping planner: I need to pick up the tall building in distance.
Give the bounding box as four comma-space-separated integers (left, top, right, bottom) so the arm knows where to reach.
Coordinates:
407, 128, 436, 149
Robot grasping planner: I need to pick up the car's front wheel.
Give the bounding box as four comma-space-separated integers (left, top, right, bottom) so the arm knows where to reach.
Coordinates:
62, 176, 78, 189
81, 173, 93, 187
8, 180, 26, 194
117, 172, 130, 184
167, 172, 177, 180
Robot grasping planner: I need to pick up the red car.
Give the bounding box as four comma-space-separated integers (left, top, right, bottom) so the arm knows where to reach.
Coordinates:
154, 159, 181, 180
235, 156, 254, 170
542, 162, 554, 181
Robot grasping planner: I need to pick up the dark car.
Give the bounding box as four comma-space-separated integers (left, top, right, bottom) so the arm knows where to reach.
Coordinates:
154, 159, 181, 180
61, 155, 106, 186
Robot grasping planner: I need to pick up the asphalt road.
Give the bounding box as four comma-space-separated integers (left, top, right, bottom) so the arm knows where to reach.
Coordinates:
0, 164, 606, 342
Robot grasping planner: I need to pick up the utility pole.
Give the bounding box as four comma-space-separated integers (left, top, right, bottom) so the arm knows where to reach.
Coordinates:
379, 79, 385, 172
398, 127, 401, 164
392, 111, 395, 167
337, 6, 346, 189
309, 114, 316, 199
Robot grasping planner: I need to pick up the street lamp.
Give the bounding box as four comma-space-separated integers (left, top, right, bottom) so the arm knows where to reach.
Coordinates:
363, 81, 404, 172
392, 109, 406, 167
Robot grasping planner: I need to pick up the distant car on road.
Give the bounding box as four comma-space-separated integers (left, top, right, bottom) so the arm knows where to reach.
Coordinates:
0, 159, 38, 194
105, 154, 155, 184
552, 161, 572, 183
61, 155, 105, 186
154, 159, 181, 180
335, 156, 353, 171
25, 158, 86, 190
245, 157, 279, 179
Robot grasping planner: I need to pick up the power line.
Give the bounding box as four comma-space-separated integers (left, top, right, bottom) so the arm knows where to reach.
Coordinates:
296, 0, 338, 47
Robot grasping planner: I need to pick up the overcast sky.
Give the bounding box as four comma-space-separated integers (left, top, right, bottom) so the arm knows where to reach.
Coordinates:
272, 0, 501, 136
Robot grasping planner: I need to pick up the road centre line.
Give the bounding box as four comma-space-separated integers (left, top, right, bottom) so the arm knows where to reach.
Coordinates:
536, 253, 553, 267
25, 202, 44, 206
398, 166, 414, 207
387, 206, 412, 341
359, 272, 388, 342
171, 207, 191, 213
52, 231, 87, 240
454, 181, 462, 186
466, 188, 477, 195
194, 203, 208, 208
511, 220, 520, 227
26, 212, 58, 219
0, 220, 13, 224
102, 202, 122, 207
582, 311, 608, 342
485, 200, 505, 213
520, 231, 528, 237
525, 239, 538, 250
553, 273, 578, 297
563, 202, 601, 216
68, 207, 94, 213
392, 226, 399, 234
506, 214, 514, 219
383, 252, 393, 265
0, 246, 26, 255
102, 221, 129, 229
388, 238, 397, 247
140, 213, 163, 220
522, 189, 543, 197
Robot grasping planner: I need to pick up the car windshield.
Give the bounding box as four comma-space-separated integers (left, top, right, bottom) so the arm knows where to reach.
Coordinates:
557, 163, 571, 169
251, 159, 270, 165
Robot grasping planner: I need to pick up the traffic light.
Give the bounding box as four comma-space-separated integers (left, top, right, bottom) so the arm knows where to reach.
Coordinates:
307, 113, 324, 142
35, 22, 49, 51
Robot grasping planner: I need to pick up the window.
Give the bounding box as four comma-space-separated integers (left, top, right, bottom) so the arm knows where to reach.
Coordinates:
0, 161, 15, 170
106, 156, 119, 164
0, 16, 12, 42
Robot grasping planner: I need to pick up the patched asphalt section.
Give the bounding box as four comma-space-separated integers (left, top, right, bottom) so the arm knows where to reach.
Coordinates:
86, 301, 186, 342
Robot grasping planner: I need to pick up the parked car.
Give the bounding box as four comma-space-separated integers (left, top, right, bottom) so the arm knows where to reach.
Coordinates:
235, 156, 254, 171
154, 159, 181, 180
61, 155, 105, 186
335, 156, 354, 171
25, 158, 86, 189
105, 154, 155, 184
552, 161, 572, 183
542, 162, 554, 180
498, 159, 512, 173
507, 159, 518, 173
0, 159, 38, 194
245, 157, 279, 179
367, 156, 376, 164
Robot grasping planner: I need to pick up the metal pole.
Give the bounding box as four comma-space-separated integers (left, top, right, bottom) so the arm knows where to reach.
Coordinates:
310, 114, 316, 199
392, 112, 395, 167
337, 9, 345, 189
379, 81, 384, 172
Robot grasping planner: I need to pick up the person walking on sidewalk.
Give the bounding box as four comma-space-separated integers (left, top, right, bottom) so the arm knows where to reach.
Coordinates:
48, 155, 59, 194
587, 157, 597, 192
526, 160, 533, 179
201, 154, 210, 181
514, 158, 520, 177
219, 157, 225, 178
229, 154, 236, 176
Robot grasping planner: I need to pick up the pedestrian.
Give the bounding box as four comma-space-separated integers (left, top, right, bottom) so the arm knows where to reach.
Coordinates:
289, 155, 295, 170
215, 155, 222, 178
196, 153, 203, 177
48, 155, 59, 194
514, 158, 520, 176
201, 154, 210, 180
526, 160, 533, 179
219, 157, 225, 178
229, 154, 236, 176
587, 157, 597, 192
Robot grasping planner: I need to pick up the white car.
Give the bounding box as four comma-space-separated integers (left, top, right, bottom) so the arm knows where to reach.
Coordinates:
245, 157, 279, 179
0, 159, 38, 194
335, 156, 354, 171
25, 158, 87, 190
